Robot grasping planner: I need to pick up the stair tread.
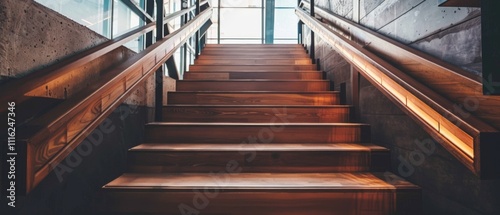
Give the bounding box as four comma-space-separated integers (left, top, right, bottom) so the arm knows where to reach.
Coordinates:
130, 143, 388, 152
169, 91, 338, 93
165, 104, 352, 107
103, 172, 418, 190
178, 79, 328, 82
147, 122, 369, 126
188, 71, 319, 73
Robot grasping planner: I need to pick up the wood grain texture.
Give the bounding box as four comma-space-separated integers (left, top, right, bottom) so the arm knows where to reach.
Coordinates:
197, 55, 311, 59
0, 23, 156, 112
144, 122, 371, 143
98, 173, 420, 215
128, 143, 388, 173
184, 71, 323, 80
167, 92, 340, 105
189, 65, 317, 71
163, 105, 352, 123
201, 50, 308, 55
194, 58, 313, 65
17, 8, 213, 193
296, 8, 500, 178
98, 44, 420, 214
176, 80, 330, 91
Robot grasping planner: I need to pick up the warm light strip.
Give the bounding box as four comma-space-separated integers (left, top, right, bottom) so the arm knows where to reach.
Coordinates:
406, 100, 439, 131
381, 79, 406, 105
440, 124, 474, 158
296, 9, 474, 158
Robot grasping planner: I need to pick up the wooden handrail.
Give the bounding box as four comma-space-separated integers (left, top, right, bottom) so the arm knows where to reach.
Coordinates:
295, 6, 500, 178
19, 7, 213, 193
300, 1, 481, 85
0, 23, 156, 112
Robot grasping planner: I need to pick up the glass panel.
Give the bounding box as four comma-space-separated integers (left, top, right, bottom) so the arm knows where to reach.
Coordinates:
274, 8, 297, 42
274, 39, 297, 44
35, 0, 112, 38
207, 9, 219, 40
220, 8, 261, 39
221, 0, 262, 8
275, 0, 297, 8
220, 39, 262, 44
113, 0, 141, 37
167, 0, 182, 31
209, 0, 219, 7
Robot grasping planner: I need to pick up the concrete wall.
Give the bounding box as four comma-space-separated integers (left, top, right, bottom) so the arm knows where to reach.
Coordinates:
0, 0, 165, 214
305, 1, 500, 214
0, 0, 108, 82
315, 0, 482, 76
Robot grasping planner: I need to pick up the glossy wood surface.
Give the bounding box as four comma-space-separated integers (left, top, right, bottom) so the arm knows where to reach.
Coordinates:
184, 71, 323, 80
176, 80, 329, 91
145, 122, 371, 143
168, 91, 340, 105
14, 8, 213, 193
296, 6, 500, 178
128, 143, 389, 173
189, 65, 318, 71
99, 44, 420, 214
163, 105, 352, 122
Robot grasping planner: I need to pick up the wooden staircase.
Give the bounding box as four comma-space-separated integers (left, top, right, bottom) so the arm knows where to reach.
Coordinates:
97, 44, 421, 215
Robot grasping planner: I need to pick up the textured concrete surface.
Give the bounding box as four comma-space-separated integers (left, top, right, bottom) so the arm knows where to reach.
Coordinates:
0, 0, 108, 82
0, 0, 157, 107
314, 0, 482, 75
308, 1, 500, 214
0, 1, 161, 214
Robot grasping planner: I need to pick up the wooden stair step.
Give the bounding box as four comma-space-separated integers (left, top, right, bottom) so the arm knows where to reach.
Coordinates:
98, 172, 421, 215
194, 58, 313, 65
197, 55, 311, 60
167, 91, 340, 105
201, 50, 307, 55
203, 45, 305, 50
183, 71, 323, 80
163, 105, 352, 123
189, 65, 317, 71
176, 80, 330, 92
145, 122, 370, 143
205, 44, 304, 48
197, 52, 310, 57
127, 143, 390, 173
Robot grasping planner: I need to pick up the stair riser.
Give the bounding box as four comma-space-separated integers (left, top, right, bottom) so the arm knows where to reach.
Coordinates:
128, 151, 389, 173
197, 53, 310, 58
203, 46, 305, 49
167, 93, 340, 105
197, 55, 310, 60
98, 190, 421, 215
163, 107, 352, 123
176, 81, 329, 92
194, 59, 313, 65
189, 65, 317, 71
145, 124, 371, 143
201, 50, 307, 55
205, 44, 304, 48
183, 72, 323, 80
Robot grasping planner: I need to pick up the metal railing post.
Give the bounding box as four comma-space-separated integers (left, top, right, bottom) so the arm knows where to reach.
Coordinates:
310, 0, 315, 61
195, 0, 201, 57
155, 0, 164, 121
181, 0, 188, 73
